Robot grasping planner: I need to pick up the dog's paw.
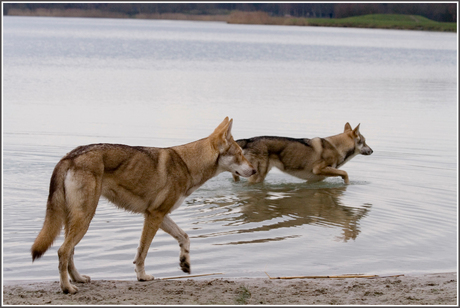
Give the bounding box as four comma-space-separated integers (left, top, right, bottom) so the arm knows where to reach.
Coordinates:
72, 274, 91, 283
137, 273, 155, 281
135, 266, 155, 281
180, 256, 191, 273
61, 283, 79, 294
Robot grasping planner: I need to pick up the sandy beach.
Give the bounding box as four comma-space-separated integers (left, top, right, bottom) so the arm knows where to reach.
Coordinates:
3, 272, 457, 305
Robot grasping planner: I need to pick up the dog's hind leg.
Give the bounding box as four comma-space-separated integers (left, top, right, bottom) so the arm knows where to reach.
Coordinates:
133, 210, 166, 281
58, 170, 101, 294
58, 212, 96, 293
68, 247, 90, 283
160, 215, 190, 273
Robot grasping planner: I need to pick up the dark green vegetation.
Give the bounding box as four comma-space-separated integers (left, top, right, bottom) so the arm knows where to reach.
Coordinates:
305, 14, 457, 32
227, 12, 456, 32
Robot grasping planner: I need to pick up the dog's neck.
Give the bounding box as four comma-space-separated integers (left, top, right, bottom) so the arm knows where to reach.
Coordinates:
171, 137, 220, 193
324, 133, 357, 166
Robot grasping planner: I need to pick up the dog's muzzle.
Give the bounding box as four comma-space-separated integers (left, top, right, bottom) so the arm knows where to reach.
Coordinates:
236, 168, 256, 177
362, 147, 373, 155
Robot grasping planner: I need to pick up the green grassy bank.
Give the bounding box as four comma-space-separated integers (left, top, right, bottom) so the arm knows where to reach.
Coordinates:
306, 14, 456, 32
227, 12, 457, 32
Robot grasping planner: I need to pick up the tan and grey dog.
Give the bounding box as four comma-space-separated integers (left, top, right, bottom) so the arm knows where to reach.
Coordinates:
233, 123, 372, 184
31, 117, 256, 294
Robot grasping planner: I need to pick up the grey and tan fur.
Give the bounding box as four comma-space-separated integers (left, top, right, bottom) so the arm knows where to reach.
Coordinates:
233, 123, 372, 184
31, 117, 256, 294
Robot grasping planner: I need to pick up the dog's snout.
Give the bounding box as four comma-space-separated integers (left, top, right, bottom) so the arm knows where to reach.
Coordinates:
363, 147, 373, 155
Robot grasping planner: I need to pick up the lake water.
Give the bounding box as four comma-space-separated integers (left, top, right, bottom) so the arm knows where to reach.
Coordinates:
2, 16, 457, 283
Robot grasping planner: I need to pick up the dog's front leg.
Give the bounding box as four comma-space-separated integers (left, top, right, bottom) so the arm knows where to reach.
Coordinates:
160, 215, 191, 273
313, 164, 350, 184
133, 210, 165, 281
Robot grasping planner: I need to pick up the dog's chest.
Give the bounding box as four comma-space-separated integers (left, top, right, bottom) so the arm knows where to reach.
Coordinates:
169, 195, 187, 213
169, 185, 199, 213
337, 151, 358, 168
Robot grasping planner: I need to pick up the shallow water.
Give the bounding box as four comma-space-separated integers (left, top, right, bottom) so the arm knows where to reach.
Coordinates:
2, 16, 457, 282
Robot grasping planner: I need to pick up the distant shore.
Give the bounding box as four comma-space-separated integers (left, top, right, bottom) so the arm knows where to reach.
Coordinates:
4, 9, 457, 32
3, 272, 457, 305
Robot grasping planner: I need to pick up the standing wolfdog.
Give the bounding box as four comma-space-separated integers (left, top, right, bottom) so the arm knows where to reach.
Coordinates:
31, 117, 256, 294
233, 123, 373, 184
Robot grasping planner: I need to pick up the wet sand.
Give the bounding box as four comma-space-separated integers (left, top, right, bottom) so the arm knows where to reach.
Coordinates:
3, 272, 457, 305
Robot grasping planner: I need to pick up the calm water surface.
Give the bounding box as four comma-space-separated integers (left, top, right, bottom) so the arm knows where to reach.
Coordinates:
2, 16, 457, 282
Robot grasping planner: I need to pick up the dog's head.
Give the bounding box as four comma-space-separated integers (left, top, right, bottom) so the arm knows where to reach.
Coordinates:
211, 117, 256, 177
344, 123, 373, 156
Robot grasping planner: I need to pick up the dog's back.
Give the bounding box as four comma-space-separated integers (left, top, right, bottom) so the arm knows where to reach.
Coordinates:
237, 136, 312, 153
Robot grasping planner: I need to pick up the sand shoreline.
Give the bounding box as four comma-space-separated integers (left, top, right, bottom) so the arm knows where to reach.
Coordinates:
3, 272, 457, 305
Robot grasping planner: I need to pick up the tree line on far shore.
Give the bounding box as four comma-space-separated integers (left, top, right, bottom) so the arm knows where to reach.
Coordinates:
3, 3, 457, 23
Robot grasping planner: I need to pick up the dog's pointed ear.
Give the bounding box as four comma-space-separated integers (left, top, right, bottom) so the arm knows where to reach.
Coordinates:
211, 117, 233, 152
212, 117, 230, 135
344, 122, 352, 132
224, 118, 234, 142
353, 123, 361, 136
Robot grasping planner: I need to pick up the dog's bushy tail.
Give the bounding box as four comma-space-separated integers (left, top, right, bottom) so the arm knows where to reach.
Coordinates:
31, 160, 69, 261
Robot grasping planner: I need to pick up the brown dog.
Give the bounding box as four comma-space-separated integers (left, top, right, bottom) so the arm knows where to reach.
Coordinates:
31, 117, 256, 294
233, 123, 372, 184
